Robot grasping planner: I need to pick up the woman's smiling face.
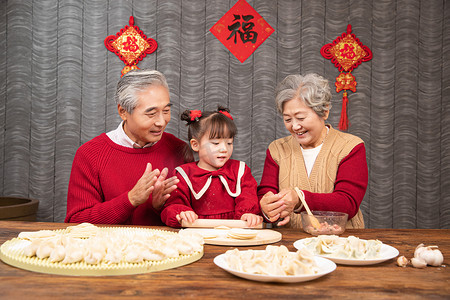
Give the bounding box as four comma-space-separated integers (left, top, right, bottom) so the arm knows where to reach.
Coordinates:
282, 97, 329, 149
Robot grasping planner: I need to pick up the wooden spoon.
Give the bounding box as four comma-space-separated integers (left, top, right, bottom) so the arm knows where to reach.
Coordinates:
294, 187, 321, 228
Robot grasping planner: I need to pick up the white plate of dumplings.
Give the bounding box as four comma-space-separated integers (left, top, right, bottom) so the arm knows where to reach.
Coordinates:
214, 248, 336, 283
293, 236, 399, 266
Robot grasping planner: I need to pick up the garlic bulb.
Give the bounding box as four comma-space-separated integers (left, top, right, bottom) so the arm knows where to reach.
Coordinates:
413, 243, 444, 267
396, 256, 408, 267
411, 257, 427, 268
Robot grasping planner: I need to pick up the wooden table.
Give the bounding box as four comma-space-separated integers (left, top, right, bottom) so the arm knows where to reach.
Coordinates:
0, 221, 448, 299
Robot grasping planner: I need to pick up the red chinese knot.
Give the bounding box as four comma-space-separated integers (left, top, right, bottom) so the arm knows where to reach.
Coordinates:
105, 16, 158, 77
210, 0, 274, 63
321, 24, 372, 130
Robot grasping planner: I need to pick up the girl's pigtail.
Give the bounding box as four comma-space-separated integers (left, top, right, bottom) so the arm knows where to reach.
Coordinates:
181, 109, 202, 125
217, 106, 233, 120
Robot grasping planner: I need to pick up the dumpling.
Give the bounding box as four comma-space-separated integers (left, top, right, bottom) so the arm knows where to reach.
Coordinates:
62, 243, 85, 264
65, 223, 99, 238
36, 239, 57, 259
141, 248, 166, 261
19, 230, 58, 241
124, 245, 144, 263
84, 238, 107, 264
178, 230, 204, 245
103, 248, 123, 264
23, 239, 42, 257
49, 245, 66, 263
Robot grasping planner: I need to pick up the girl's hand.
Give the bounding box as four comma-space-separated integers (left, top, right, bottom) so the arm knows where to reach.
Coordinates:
241, 213, 263, 228
176, 211, 198, 224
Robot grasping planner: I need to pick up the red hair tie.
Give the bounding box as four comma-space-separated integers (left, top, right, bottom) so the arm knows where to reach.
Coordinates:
190, 110, 202, 121
219, 110, 233, 120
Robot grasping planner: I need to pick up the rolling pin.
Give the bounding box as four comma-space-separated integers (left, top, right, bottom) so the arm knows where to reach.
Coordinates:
181, 219, 263, 229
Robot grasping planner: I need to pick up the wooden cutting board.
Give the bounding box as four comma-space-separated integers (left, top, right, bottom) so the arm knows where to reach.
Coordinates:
182, 228, 282, 246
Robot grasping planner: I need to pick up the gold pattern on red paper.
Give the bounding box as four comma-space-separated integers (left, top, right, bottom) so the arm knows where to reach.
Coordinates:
110, 27, 151, 65
105, 16, 158, 76
329, 35, 368, 72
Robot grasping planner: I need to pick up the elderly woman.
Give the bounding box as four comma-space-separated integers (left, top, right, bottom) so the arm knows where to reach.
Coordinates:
258, 73, 367, 228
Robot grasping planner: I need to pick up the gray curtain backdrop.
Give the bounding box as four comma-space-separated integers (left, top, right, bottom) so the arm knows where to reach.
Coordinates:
0, 0, 449, 228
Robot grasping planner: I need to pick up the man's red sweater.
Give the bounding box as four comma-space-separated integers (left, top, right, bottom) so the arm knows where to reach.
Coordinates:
65, 132, 188, 225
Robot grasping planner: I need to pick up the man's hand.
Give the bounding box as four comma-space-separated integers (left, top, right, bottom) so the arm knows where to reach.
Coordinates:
128, 163, 160, 207
151, 168, 180, 210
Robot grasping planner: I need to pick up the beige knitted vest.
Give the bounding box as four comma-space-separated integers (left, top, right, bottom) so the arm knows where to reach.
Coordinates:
268, 125, 365, 229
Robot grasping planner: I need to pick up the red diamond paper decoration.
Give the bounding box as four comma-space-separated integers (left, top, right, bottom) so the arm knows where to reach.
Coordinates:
105, 16, 158, 76
210, 0, 274, 63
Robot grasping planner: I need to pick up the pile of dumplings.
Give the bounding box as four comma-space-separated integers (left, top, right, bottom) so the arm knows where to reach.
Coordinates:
302, 235, 382, 259
225, 245, 320, 276
17, 223, 204, 265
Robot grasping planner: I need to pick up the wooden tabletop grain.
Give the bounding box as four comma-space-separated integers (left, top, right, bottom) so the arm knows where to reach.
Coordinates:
0, 221, 448, 299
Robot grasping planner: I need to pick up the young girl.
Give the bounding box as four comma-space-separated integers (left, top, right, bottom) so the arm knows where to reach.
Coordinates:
160, 106, 262, 228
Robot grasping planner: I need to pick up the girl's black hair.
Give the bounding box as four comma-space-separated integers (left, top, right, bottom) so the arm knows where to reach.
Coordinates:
180, 106, 237, 142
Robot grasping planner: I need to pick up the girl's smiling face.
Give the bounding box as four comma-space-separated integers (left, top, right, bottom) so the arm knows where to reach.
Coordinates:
191, 132, 234, 171
282, 97, 329, 149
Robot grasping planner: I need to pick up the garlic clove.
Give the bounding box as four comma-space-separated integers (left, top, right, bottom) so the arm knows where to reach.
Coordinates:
396, 255, 409, 267
411, 257, 427, 268
427, 248, 444, 266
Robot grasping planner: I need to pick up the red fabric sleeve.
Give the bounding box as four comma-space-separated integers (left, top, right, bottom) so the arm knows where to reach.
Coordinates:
65, 145, 136, 224
65, 132, 188, 225
257, 148, 280, 199
302, 143, 368, 218
160, 170, 196, 228
233, 164, 261, 219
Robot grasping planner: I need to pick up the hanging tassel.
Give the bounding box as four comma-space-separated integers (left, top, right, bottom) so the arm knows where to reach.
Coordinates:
338, 91, 349, 131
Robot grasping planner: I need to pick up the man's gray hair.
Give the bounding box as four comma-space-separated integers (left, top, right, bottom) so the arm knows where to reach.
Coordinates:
114, 69, 169, 113
275, 73, 331, 117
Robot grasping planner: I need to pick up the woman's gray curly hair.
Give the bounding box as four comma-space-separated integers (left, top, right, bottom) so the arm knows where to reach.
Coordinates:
275, 73, 332, 117
114, 69, 169, 114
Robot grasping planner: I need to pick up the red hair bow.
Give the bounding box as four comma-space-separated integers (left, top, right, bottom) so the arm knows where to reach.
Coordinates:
190, 110, 202, 121
219, 110, 233, 120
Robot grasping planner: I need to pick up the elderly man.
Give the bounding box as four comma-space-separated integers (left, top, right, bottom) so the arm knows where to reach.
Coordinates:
65, 70, 192, 225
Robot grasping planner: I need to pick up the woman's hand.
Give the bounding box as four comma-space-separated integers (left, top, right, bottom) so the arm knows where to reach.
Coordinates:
176, 211, 198, 224
276, 189, 299, 226
128, 163, 160, 207
260, 191, 286, 222
241, 213, 263, 228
